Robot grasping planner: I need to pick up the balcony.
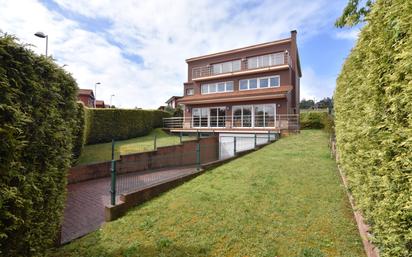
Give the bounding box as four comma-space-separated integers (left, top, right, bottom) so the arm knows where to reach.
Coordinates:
163, 114, 299, 132
191, 52, 291, 80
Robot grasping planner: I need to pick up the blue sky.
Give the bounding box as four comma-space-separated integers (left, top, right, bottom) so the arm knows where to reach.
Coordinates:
0, 0, 359, 108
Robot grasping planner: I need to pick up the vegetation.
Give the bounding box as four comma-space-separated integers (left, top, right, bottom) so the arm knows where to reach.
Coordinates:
0, 34, 78, 256
335, 0, 412, 256
80, 108, 170, 145
299, 97, 333, 110
77, 129, 195, 164
50, 131, 364, 257
300, 112, 334, 134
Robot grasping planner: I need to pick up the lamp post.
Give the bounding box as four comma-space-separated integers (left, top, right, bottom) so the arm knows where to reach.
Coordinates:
94, 82, 101, 108
110, 94, 115, 108
34, 31, 48, 57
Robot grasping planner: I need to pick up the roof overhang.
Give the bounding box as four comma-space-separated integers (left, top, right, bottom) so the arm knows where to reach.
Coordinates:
179, 93, 287, 105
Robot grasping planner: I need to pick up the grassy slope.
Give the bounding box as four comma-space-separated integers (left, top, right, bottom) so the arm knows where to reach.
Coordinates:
77, 129, 194, 164
55, 130, 364, 257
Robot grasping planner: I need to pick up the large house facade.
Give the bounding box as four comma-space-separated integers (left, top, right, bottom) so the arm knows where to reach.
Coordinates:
166, 30, 301, 135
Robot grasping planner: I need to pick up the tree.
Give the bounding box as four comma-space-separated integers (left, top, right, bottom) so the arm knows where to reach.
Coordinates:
335, 0, 373, 28
299, 99, 315, 109
316, 97, 333, 109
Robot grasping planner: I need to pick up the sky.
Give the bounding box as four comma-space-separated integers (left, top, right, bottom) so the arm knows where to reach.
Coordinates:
0, 0, 359, 109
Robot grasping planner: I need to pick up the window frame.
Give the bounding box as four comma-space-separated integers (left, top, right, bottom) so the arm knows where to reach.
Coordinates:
239, 75, 280, 91
186, 88, 194, 96
201, 81, 234, 95
232, 104, 276, 128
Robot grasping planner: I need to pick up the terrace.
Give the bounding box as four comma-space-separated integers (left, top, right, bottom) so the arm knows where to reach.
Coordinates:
191, 51, 291, 81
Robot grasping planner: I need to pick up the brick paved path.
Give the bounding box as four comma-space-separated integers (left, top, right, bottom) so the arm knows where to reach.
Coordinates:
61, 167, 198, 244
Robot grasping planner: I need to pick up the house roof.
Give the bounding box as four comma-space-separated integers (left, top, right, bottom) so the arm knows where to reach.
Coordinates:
78, 89, 94, 97
165, 96, 182, 104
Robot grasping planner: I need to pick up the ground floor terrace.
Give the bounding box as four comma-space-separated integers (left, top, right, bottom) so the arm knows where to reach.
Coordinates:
164, 102, 299, 133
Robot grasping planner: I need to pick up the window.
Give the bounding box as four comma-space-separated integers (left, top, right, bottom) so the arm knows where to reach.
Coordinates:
186, 88, 194, 95
201, 81, 234, 94
247, 52, 284, 69
233, 104, 276, 128
192, 107, 226, 128
259, 78, 269, 88
239, 76, 280, 90
270, 77, 280, 87
201, 84, 208, 94
249, 79, 258, 89
212, 60, 241, 75
239, 80, 248, 90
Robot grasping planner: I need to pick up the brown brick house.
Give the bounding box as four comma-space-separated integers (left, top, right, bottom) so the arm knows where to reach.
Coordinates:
77, 89, 95, 108
165, 30, 301, 135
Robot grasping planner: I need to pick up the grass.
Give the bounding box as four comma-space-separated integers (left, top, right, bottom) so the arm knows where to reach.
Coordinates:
53, 130, 364, 257
77, 129, 195, 165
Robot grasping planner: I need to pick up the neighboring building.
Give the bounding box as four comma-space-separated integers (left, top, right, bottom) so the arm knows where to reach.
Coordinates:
168, 30, 301, 134
95, 100, 106, 108
165, 96, 182, 109
158, 106, 166, 111
77, 89, 95, 108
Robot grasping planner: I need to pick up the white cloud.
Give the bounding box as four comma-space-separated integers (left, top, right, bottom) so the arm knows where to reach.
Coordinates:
0, 0, 342, 108
335, 28, 360, 40
300, 67, 336, 101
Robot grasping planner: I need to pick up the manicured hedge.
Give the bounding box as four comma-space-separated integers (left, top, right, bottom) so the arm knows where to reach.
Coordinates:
72, 102, 87, 162
334, 1, 412, 256
0, 35, 78, 255
300, 112, 334, 133
84, 108, 170, 144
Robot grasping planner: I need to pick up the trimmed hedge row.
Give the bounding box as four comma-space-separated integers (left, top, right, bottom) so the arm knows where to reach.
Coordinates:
83, 108, 170, 145
334, 0, 412, 256
0, 35, 78, 255
300, 112, 334, 133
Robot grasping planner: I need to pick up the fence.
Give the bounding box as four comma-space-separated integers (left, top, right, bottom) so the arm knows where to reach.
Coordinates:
108, 132, 280, 206
163, 114, 299, 131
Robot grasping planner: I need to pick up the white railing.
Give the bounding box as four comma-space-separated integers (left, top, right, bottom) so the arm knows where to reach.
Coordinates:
192, 52, 290, 79
163, 114, 299, 130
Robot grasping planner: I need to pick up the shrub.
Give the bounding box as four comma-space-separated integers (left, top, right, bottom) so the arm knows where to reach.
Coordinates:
71, 102, 86, 162
334, 0, 412, 256
300, 112, 334, 133
0, 35, 78, 255
85, 108, 170, 144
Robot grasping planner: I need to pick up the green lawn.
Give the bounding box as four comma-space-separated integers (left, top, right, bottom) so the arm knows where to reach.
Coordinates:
77, 129, 195, 165
55, 130, 364, 257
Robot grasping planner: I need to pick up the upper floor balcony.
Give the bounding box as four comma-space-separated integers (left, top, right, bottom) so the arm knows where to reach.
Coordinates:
191, 51, 291, 81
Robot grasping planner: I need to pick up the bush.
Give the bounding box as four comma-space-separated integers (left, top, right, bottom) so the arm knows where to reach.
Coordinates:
300, 112, 334, 132
85, 108, 170, 144
334, 0, 412, 256
0, 35, 78, 255
72, 102, 86, 162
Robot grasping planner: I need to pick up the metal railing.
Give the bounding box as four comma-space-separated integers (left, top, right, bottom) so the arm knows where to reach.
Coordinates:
192, 52, 291, 79
163, 114, 299, 130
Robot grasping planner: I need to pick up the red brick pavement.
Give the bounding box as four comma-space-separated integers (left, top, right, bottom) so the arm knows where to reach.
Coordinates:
61, 167, 198, 244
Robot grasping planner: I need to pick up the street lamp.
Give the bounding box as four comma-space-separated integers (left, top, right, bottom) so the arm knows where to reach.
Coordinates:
110, 94, 115, 108
34, 31, 48, 56
94, 82, 101, 108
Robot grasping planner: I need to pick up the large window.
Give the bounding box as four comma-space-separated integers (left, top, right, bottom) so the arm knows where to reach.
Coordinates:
192, 107, 226, 128
247, 52, 284, 69
239, 76, 280, 91
212, 60, 241, 75
233, 104, 276, 128
201, 81, 234, 94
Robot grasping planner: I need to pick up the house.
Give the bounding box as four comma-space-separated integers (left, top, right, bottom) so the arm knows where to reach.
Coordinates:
77, 89, 95, 108
95, 100, 106, 108
165, 96, 182, 109
158, 106, 166, 111
166, 30, 301, 135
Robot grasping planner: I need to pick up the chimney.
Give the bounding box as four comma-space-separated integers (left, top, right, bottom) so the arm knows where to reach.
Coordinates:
291, 30, 297, 41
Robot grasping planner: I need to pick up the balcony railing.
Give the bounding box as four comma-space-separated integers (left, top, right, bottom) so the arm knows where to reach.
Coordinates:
192, 52, 292, 80
163, 114, 299, 131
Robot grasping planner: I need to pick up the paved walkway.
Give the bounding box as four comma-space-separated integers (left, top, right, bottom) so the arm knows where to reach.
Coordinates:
61, 167, 198, 244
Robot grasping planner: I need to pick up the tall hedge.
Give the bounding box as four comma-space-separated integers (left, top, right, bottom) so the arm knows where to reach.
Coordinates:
0, 35, 78, 256
84, 108, 170, 144
334, 1, 412, 256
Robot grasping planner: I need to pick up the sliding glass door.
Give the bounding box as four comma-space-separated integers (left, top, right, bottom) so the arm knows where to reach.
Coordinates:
192, 107, 226, 128
233, 104, 276, 128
